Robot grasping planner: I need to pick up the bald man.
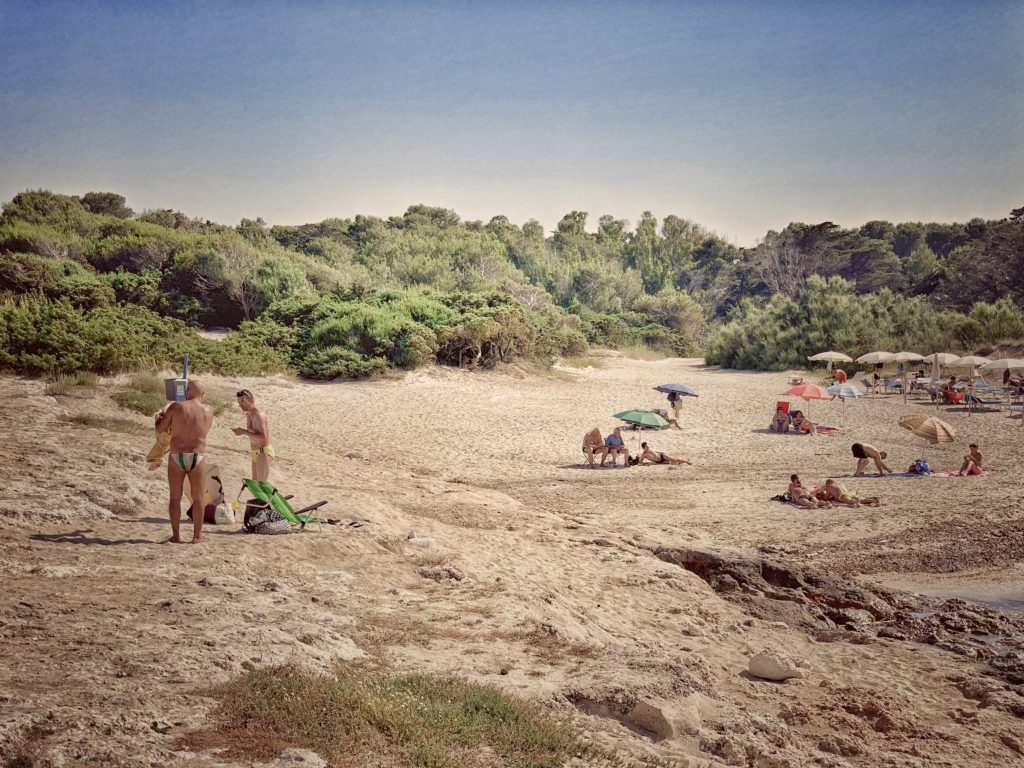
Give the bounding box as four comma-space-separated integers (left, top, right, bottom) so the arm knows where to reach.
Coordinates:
155, 379, 214, 543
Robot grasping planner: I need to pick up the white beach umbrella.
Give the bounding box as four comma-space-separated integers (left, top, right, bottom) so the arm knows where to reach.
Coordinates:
808, 351, 853, 363
926, 352, 961, 365
979, 358, 1024, 372
856, 351, 896, 365
891, 351, 924, 362
951, 355, 991, 367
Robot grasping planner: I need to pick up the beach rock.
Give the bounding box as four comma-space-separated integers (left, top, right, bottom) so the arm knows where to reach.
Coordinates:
748, 651, 804, 681
626, 697, 701, 739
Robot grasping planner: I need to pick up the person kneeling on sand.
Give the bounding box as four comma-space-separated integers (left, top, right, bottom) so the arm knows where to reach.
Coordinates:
639, 442, 692, 466
582, 428, 609, 467
852, 442, 892, 476
822, 478, 879, 507
959, 443, 984, 476
603, 428, 629, 466
787, 474, 831, 509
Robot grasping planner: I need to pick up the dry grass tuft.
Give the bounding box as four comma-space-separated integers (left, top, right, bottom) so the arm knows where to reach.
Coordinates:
44, 371, 99, 397
181, 662, 586, 768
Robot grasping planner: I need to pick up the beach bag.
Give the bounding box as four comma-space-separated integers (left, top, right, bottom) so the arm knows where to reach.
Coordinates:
243, 506, 291, 535
914, 458, 930, 475
186, 503, 218, 524
214, 503, 235, 526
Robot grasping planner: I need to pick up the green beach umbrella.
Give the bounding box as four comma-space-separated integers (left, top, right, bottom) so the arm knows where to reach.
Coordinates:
613, 409, 669, 459
614, 409, 670, 428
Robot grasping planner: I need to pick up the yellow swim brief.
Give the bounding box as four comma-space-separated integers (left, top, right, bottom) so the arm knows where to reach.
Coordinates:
250, 445, 275, 461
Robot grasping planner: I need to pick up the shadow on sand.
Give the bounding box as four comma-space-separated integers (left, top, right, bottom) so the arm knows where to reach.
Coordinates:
30, 529, 152, 546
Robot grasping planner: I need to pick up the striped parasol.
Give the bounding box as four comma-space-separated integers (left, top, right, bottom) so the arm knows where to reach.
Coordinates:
899, 414, 956, 444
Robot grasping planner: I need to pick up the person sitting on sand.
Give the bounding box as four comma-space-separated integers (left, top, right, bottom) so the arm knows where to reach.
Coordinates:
582, 428, 608, 467
959, 443, 984, 476
822, 478, 879, 507
639, 442, 692, 466
603, 427, 629, 466
770, 405, 791, 433
790, 410, 818, 436
852, 442, 892, 476
155, 379, 214, 543
787, 474, 831, 509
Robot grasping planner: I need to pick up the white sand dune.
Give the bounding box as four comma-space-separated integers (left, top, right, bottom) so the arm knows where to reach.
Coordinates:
1, 354, 1023, 766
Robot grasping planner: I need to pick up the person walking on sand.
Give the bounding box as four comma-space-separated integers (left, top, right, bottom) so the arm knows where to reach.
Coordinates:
233, 389, 274, 481
155, 379, 213, 543
959, 443, 984, 476
851, 442, 892, 476
667, 391, 683, 426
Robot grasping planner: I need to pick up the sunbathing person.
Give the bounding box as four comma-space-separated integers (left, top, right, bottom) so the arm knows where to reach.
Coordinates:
824, 478, 880, 507
787, 474, 831, 509
790, 410, 818, 436
852, 442, 892, 476
958, 443, 983, 476
770, 405, 791, 433
582, 428, 609, 467
603, 427, 630, 466
639, 442, 692, 465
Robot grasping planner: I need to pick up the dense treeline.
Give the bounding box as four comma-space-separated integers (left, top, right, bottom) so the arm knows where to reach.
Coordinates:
0, 189, 1021, 377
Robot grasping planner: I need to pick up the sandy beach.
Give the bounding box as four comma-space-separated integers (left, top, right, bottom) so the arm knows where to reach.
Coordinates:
2, 352, 1023, 767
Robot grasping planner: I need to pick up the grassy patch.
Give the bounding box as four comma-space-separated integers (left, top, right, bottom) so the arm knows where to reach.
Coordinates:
112, 388, 166, 415
183, 663, 585, 768
562, 356, 604, 369
44, 371, 99, 397
59, 413, 147, 434
127, 372, 167, 395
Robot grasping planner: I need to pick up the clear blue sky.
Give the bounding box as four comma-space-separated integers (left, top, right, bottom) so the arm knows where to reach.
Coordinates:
1, 0, 1021, 245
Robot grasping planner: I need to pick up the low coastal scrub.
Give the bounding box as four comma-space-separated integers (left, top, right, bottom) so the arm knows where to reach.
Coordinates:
705, 276, 1024, 370
2, 190, 1023, 377
183, 663, 585, 768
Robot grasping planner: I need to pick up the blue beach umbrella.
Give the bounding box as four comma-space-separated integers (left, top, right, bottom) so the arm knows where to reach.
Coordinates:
654, 383, 699, 397
826, 382, 864, 426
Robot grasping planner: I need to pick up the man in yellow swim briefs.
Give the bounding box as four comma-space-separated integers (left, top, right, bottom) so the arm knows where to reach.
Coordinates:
233, 389, 274, 481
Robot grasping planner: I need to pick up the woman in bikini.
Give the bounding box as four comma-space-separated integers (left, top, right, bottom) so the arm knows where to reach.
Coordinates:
639, 442, 692, 466
824, 478, 880, 507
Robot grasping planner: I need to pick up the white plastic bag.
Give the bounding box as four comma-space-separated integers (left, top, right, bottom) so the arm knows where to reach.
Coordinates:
214, 502, 235, 526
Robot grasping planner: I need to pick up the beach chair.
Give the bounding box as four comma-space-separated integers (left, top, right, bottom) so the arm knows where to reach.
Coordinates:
239, 478, 328, 532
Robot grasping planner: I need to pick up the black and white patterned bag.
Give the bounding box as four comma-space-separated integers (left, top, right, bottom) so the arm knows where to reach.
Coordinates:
243, 506, 291, 535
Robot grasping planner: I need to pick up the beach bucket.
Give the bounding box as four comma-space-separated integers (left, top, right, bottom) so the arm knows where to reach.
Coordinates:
164, 378, 188, 402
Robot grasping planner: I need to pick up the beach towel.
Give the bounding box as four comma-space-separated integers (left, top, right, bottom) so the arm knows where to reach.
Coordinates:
146, 429, 172, 470
878, 469, 995, 478
814, 426, 852, 436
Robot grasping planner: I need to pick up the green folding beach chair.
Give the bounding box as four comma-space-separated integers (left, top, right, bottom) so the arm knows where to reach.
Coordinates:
239, 478, 328, 532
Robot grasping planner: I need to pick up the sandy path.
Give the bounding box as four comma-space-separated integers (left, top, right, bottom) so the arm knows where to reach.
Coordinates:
1, 355, 1023, 767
